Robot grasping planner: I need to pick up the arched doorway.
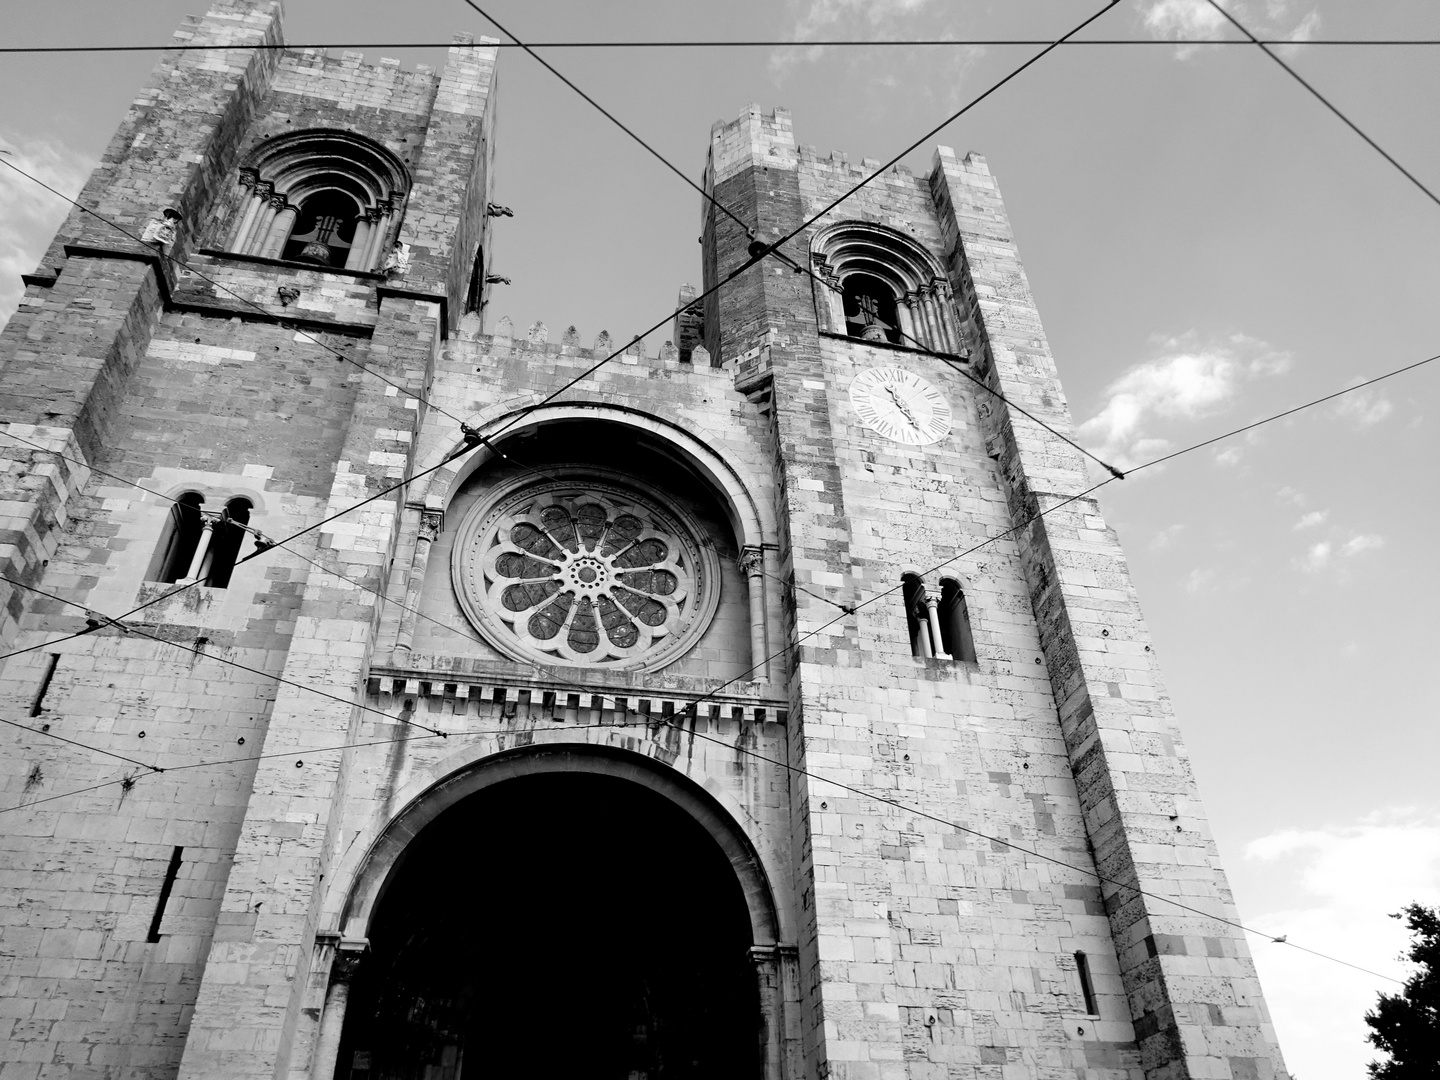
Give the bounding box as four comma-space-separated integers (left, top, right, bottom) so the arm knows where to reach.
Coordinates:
332, 769, 764, 1080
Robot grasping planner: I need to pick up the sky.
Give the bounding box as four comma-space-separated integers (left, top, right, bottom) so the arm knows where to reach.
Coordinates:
3, 1, 1439, 1074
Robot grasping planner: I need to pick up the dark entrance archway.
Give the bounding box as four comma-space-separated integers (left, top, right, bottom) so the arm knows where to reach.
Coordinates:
333, 771, 762, 1080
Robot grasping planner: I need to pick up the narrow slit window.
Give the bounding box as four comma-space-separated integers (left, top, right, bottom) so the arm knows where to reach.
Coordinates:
938, 578, 977, 663
29, 653, 61, 716
147, 846, 184, 943
149, 492, 206, 584
1075, 951, 1099, 1015
464, 242, 485, 314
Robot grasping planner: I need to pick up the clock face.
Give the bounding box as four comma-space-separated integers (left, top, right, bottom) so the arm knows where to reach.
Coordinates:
849, 367, 953, 445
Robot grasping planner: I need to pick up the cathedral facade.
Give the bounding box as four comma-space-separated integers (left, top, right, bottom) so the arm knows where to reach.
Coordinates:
0, 3, 1289, 1079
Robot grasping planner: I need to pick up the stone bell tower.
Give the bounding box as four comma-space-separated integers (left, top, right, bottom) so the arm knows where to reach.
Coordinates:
699, 104, 1290, 1079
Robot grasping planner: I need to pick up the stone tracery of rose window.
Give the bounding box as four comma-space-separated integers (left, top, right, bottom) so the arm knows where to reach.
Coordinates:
452, 479, 716, 670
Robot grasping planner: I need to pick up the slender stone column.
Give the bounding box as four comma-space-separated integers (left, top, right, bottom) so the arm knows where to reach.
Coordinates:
183, 520, 216, 584
360, 207, 389, 270
311, 940, 367, 1080
740, 546, 768, 681
258, 197, 297, 260
897, 294, 921, 349
230, 173, 263, 253
392, 509, 442, 664
344, 218, 372, 271
923, 594, 948, 660
240, 183, 277, 255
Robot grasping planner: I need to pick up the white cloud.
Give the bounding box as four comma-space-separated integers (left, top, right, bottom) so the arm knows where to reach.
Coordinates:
1181, 567, 1216, 593
1213, 446, 1243, 467
1296, 540, 1331, 573
1277, 486, 1306, 505
1150, 523, 1186, 550
1242, 810, 1440, 1080
1334, 382, 1395, 428
1341, 533, 1384, 557
1141, 0, 1229, 57
1137, 0, 1323, 60
0, 132, 94, 329
1293, 510, 1328, 530
1077, 332, 1291, 472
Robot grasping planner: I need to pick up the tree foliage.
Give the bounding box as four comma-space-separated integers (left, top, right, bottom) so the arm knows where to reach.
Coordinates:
1365, 902, 1440, 1079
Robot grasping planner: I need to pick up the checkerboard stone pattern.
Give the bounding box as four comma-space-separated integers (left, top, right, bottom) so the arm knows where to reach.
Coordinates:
0, 3, 1288, 1078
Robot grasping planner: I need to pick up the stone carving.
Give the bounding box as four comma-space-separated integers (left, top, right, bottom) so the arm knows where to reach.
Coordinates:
593, 331, 612, 353
277, 286, 300, 307
451, 478, 718, 670
381, 241, 410, 278
561, 325, 580, 347
526, 322, 547, 344
140, 208, 181, 247
493, 315, 513, 342
417, 511, 443, 544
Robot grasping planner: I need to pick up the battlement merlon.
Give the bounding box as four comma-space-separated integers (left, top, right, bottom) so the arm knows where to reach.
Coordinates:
704, 105, 797, 202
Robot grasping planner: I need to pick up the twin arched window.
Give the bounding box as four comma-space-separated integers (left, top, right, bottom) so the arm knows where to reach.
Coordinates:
811, 221, 963, 356
901, 573, 976, 662
148, 493, 252, 589
225, 130, 409, 272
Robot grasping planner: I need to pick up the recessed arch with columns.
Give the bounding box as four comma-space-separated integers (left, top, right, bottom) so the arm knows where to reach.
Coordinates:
224, 128, 410, 270
413, 401, 770, 549
307, 741, 796, 1080
809, 219, 962, 353
330, 741, 785, 945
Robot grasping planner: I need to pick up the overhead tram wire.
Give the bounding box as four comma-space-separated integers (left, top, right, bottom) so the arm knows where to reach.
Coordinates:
3, 355, 1434, 979
0, 573, 451, 740
466, 0, 1129, 459
1203, 0, 1440, 211
4, 38, 1440, 55
456, 0, 1126, 482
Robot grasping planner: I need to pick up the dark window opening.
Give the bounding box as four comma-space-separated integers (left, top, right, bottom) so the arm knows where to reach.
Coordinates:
150, 492, 206, 584
282, 191, 360, 268
204, 497, 252, 589
30, 653, 61, 716
938, 578, 977, 663
1075, 951, 1099, 1015
902, 573, 929, 658
843, 274, 901, 344
147, 846, 184, 943
463, 242, 484, 314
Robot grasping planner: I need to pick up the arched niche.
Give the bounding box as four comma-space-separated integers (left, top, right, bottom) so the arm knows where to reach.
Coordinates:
222, 129, 411, 271
809, 219, 963, 355
391, 405, 776, 678
337, 743, 782, 946
416, 403, 768, 552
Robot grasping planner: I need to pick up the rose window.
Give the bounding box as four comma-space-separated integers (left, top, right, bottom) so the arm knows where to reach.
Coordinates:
451, 479, 717, 670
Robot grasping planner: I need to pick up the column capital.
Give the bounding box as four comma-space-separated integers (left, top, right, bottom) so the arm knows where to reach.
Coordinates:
739, 546, 764, 578
418, 510, 443, 544
331, 938, 369, 984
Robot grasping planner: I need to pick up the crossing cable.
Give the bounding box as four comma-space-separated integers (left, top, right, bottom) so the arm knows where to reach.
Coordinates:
466, 0, 1128, 460
4, 39, 1439, 55
4, 354, 1434, 978
0, 714, 163, 773
0, 155, 471, 430
457, 0, 1127, 480
1203, 0, 1440, 211
0, 574, 451, 738
0, 353, 1428, 990
3, 6, 1128, 589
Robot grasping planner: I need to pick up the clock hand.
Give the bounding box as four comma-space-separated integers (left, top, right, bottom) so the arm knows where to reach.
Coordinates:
886, 385, 918, 426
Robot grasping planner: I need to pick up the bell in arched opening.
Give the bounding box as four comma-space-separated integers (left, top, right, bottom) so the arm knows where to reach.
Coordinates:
282, 191, 360, 268
842, 273, 901, 344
